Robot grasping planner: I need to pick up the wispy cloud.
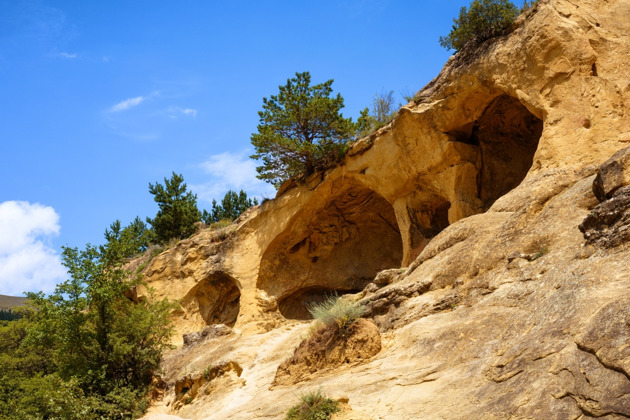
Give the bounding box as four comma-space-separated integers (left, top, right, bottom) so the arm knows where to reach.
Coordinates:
191, 151, 276, 204
110, 96, 145, 112
0, 201, 66, 296
166, 106, 198, 119
57, 52, 77, 59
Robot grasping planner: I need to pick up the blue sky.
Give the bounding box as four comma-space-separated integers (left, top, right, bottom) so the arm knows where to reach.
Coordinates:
0, 0, 522, 296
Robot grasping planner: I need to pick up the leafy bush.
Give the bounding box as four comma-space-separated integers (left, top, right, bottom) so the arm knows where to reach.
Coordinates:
286, 389, 340, 420
307, 295, 366, 337
439, 0, 520, 51
0, 223, 175, 418
104, 217, 153, 261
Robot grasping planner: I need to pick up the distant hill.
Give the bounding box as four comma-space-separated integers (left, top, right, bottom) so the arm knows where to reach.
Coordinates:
0, 295, 27, 311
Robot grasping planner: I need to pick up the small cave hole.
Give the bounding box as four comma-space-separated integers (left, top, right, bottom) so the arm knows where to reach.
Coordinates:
184, 273, 241, 327
448, 95, 543, 210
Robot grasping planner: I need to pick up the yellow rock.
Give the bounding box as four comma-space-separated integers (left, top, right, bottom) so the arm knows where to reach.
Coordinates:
141, 1, 630, 418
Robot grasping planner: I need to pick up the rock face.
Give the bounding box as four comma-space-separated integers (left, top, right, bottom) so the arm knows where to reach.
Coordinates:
141, 0, 630, 418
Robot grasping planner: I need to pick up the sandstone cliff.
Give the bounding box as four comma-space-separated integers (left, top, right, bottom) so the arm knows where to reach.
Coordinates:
142, 0, 630, 418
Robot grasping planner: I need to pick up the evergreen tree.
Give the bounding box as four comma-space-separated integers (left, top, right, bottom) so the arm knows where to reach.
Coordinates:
146, 172, 201, 243
201, 190, 259, 224
250, 71, 356, 188
103, 217, 153, 261
0, 310, 20, 321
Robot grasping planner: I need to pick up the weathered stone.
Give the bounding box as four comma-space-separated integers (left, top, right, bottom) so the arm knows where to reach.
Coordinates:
182, 324, 231, 347
579, 185, 630, 248
592, 146, 630, 201
272, 318, 381, 387
372, 268, 401, 286
139, 1, 630, 418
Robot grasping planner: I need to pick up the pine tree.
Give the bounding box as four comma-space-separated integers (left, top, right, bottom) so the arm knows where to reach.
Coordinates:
202, 190, 259, 224
146, 172, 200, 243
250, 72, 356, 188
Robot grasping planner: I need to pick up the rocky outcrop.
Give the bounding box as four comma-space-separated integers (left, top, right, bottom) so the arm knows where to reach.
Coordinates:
272, 319, 381, 387
580, 145, 630, 247
141, 0, 630, 418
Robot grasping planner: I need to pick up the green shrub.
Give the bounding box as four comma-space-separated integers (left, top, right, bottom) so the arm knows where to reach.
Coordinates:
286, 389, 340, 420
439, 0, 520, 51
307, 295, 366, 337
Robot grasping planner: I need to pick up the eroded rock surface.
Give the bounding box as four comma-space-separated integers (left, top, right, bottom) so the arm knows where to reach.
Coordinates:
273, 319, 381, 387
142, 0, 630, 418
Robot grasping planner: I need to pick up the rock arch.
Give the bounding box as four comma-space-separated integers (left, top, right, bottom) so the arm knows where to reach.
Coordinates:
257, 178, 403, 320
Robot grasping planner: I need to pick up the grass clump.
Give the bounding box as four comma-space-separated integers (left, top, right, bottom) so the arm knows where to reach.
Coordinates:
307, 295, 366, 338
209, 219, 233, 230
286, 389, 340, 420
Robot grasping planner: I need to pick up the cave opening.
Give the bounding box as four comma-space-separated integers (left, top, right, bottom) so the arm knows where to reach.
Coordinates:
258, 180, 403, 320
450, 94, 543, 210
183, 272, 240, 327
278, 286, 363, 320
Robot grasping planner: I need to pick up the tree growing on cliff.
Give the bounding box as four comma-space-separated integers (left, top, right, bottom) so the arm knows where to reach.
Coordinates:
439, 0, 520, 51
201, 189, 258, 224
147, 172, 201, 243
250, 71, 356, 188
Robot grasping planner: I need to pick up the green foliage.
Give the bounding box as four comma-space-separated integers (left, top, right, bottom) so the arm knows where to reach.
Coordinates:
357, 90, 398, 137
208, 219, 233, 231
0, 224, 174, 418
250, 71, 357, 188
439, 0, 520, 51
201, 189, 259, 224
286, 389, 340, 420
0, 310, 20, 321
307, 295, 366, 338
147, 172, 201, 243
104, 217, 153, 261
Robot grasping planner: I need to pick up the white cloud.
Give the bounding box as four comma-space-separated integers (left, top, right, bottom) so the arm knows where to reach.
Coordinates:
0, 201, 66, 296
110, 96, 145, 112
57, 52, 77, 59
166, 107, 198, 119
191, 151, 276, 204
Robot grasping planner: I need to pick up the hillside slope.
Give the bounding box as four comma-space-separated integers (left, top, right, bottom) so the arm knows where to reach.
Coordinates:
0, 295, 26, 311
142, 0, 630, 418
